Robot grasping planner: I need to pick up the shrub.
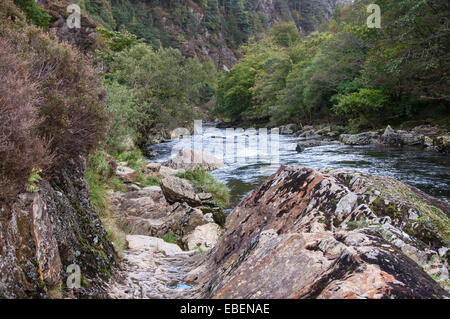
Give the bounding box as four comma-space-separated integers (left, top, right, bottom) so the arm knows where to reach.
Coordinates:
21, 27, 110, 164
13, 0, 51, 27
0, 37, 52, 199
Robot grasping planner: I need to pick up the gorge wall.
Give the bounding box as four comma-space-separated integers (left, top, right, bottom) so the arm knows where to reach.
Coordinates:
0, 157, 116, 298
77, 0, 349, 68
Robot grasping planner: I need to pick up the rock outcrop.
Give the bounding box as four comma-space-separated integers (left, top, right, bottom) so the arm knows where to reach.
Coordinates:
191, 166, 449, 299
380, 125, 425, 147
340, 131, 380, 145
0, 156, 116, 298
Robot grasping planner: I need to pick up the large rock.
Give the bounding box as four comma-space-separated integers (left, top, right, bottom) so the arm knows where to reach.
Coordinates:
164, 149, 226, 171
116, 165, 139, 183
194, 166, 449, 299
183, 223, 222, 251
160, 176, 203, 207
279, 124, 298, 135
110, 186, 215, 244
126, 235, 182, 256
160, 176, 226, 226
340, 132, 379, 145
0, 156, 115, 298
145, 162, 185, 179
435, 135, 450, 153
380, 125, 425, 146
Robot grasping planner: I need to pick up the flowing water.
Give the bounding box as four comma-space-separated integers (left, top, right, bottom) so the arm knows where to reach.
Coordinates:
150, 124, 450, 209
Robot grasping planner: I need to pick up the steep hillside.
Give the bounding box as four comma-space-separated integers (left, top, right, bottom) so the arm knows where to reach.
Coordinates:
80, 0, 348, 69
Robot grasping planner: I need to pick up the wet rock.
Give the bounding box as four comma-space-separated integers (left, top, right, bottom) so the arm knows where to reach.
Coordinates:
164, 149, 226, 171
199, 166, 449, 299
435, 135, 450, 153
340, 132, 379, 145
279, 124, 298, 135
295, 144, 304, 153
296, 139, 339, 148
380, 125, 425, 146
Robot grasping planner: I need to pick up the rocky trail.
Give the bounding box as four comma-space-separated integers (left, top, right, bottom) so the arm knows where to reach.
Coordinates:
107, 236, 202, 299
104, 146, 450, 299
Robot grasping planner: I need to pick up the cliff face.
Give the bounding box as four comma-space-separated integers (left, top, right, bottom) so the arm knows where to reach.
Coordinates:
76, 0, 349, 68
0, 157, 116, 298
188, 166, 449, 298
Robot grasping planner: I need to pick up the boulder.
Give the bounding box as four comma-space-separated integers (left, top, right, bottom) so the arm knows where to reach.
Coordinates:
340, 132, 379, 145
183, 223, 222, 251
159, 176, 225, 225
145, 162, 185, 179
197, 166, 449, 299
314, 126, 331, 136
435, 135, 450, 153
296, 139, 339, 148
116, 165, 139, 183
160, 176, 203, 207
380, 125, 425, 146
279, 124, 298, 135
295, 144, 304, 153
126, 235, 182, 256
164, 149, 226, 171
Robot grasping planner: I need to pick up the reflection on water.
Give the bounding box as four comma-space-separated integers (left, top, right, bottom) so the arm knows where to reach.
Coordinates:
150, 124, 450, 207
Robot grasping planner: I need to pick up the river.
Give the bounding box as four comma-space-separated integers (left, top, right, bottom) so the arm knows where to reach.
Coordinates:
150, 124, 450, 209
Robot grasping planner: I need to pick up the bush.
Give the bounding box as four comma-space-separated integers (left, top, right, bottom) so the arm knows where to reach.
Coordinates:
1, 7, 109, 197
13, 0, 51, 27
22, 27, 109, 164
334, 89, 392, 129
0, 37, 52, 199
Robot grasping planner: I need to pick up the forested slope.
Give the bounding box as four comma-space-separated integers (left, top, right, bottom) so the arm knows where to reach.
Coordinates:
80, 0, 348, 68
213, 0, 450, 129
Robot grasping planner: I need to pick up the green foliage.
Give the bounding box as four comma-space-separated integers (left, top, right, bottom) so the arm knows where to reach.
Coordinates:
13, 0, 50, 27
176, 167, 230, 208
269, 22, 301, 48
97, 27, 140, 53
102, 42, 217, 147
86, 151, 125, 212
334, 89, 391, 129
214, 0, 450, 129
25, 168, 42, 193
162, 232, 177, 244
80, 0, 116, 30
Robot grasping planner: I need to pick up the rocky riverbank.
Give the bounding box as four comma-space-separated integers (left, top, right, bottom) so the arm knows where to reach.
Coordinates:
2, 148, 448, 299
275, 123, 450, 153
107, 156, 449, 298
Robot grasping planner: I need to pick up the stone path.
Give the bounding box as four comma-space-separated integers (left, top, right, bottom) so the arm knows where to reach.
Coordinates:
107, 235, 203, 299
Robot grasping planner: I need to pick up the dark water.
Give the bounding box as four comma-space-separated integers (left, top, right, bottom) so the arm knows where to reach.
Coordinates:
150, 125, 450, 208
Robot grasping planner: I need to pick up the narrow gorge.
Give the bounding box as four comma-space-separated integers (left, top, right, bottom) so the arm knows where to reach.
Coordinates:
0, 0, 449, 301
